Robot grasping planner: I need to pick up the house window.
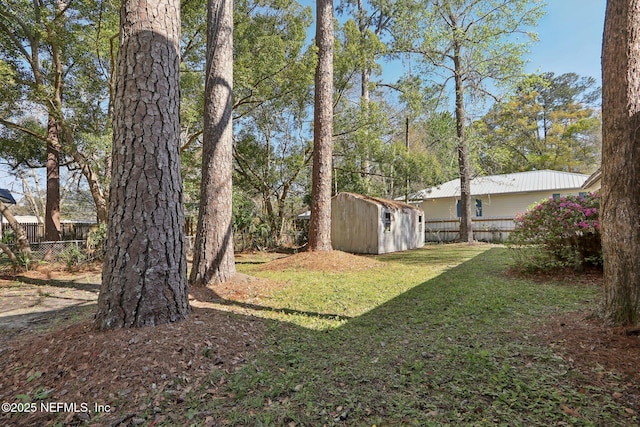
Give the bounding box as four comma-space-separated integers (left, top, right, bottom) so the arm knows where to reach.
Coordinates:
456, 199, 483, 217
579, 192, 587, 198
552, 193, 561, 201
384, 212, 391, 232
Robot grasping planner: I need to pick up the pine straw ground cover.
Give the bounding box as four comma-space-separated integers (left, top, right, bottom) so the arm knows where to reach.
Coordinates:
0, 245, 637, 426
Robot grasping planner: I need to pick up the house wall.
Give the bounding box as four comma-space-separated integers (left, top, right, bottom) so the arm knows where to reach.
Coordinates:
420, 189, 587, 242
583, 180, 601, 193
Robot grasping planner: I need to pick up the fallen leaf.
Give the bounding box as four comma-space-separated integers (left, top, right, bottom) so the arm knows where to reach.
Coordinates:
561, 405, 580, 417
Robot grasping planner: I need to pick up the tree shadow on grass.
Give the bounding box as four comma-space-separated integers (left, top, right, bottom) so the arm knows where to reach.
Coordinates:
375, 243, 491, 266
0, 303, 96, 344
189, 285, 352, 322
2, 275, 101, 293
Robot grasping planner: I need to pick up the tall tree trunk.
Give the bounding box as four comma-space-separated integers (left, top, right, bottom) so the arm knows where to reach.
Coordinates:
189, 0, 236, 286
358, 0, 372, 193
45, 1, 65, 241
308, 0, 334, 251
601, 0, 640, 325
95, 0, 189, 330
451, 16, 473, 244
45, 118, 62, 241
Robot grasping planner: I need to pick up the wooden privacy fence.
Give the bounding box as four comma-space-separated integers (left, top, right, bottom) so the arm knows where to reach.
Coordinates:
424, 217, 516, 243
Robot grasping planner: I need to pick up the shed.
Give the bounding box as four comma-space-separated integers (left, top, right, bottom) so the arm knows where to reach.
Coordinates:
409, 170, 591, 242
331, 192, 425, 254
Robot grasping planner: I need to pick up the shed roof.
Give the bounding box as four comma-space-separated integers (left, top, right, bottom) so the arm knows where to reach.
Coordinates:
410, 170, 590, 200
1, 215, 41, 223
335, 192, 423, 211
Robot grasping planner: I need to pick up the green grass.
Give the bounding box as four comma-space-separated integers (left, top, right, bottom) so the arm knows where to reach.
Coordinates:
186, 245, 634, 426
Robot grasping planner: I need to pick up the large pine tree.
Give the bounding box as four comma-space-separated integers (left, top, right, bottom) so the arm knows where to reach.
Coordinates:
95, 0, 190, 329
308, 0, 335, 251
189, 0, 236, 286
601, 0, 640, 325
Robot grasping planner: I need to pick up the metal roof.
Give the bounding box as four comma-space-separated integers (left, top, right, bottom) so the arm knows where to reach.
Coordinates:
410, 170, 590, 200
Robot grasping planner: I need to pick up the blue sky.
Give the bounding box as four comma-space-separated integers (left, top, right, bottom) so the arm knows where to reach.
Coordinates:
525, 0, 606, 83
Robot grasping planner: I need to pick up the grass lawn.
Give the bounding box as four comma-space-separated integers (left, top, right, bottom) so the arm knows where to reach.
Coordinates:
2, 244, 636, 426
184, 244, 634, 426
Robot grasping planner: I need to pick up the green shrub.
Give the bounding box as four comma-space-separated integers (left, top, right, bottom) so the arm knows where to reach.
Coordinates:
86, 223, 107, 260
1, 230, 16, 245
59, 245, 87, 270
507, 193, 601, 272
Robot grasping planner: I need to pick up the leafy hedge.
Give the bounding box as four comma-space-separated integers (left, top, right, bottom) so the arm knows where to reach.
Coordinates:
508, 193, 602, 271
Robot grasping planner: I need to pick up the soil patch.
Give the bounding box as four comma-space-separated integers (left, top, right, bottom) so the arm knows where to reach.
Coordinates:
506, 265, 604, 287
0, 294, 266, 427
202, 273, 289, 304
0, 264, 102, 340
257, 250, 382, 273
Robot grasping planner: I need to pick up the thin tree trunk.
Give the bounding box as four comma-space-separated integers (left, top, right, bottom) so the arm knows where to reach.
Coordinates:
358, 0, 372, 194
0, 201, 31, 259
0, 243, 19, 265
45, 119, 62, 241
95, 0, 189, 330
18, 169, 44, 222
189, 0, 236, 286
601, 0, 640, 325
308, 0, 334, 252
68, 144, 109, 224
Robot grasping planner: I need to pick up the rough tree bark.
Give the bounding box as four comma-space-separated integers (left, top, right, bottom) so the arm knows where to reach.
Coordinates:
45, 0, 65, 241
601, 0, 640, 325
95, 0, 190, 330
308, 0, 335, 251
189, 0, 236, 286
451, 11, 473, 244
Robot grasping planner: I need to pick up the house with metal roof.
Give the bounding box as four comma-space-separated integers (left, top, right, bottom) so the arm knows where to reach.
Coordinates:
409, 170, 591, 242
